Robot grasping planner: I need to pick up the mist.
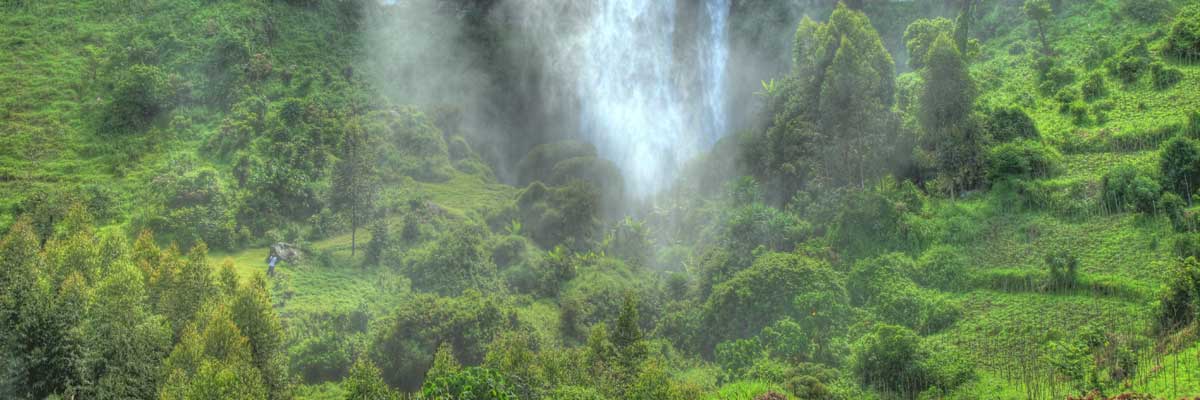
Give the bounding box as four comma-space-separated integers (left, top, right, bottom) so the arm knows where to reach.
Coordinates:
365, 0, 740, 198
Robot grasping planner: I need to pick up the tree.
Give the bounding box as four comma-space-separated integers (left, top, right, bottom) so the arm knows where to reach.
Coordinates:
331, 120, 380, 258
231, 274, 288, 400
903, 18, 955, 70
851, 323, 930, 396
611, 293, 646, 372
1160, 136, 1200, 204
343, 358, 397, 400
920, 33, 982, 195
1023, 0, 1052, 54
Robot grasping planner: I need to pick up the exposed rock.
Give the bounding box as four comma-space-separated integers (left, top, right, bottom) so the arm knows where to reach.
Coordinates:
269, 242, 303, 263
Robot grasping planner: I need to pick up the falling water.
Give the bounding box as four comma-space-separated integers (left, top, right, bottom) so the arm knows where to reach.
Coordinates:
569, 0, 732, 197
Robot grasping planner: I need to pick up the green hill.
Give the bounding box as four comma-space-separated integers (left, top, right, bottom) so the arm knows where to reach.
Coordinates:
3, 0, 1200, 399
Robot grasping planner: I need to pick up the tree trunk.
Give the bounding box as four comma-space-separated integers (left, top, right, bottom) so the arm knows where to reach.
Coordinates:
1036, 20, 1050, 54
351, 204, 357, 258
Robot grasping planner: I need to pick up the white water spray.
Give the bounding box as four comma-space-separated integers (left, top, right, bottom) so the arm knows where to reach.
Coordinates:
518, 0, 733, 197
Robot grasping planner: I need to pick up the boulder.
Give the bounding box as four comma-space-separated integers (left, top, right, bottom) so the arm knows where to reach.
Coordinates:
269, 242, 303, 263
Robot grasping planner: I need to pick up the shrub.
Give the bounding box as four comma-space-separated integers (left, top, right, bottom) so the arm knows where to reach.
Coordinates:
916, 245, 971, 291
1039, 64, 1077, 94
401, 222, 496, 295
701, 252, 849, 353
986, 107, 1040, 142
1081, 73, 1107, 101
102, 64, 174, 133
1155, 257, 1200, 332
1186, 111, 1200, 138
1151, 62, 1184, 89
986, 140, 1062, 182
1069, 100, 1090, 125
1109, 41, 1150, 83
421, 367, 517, 400
1160, 136, 1200, 200
1045, 250, 1080, 290
516, 180, 600, 251
1118, 0, 1173, 23
851, 324, 931, 396
1103, 163, 1162, 213
370, 292, 509, 391
1164, 5, 1200, 60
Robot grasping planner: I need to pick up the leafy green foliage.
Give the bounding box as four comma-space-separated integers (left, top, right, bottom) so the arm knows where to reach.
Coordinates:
1118, 0, 1173, 23
1164, 5, 1200, 60
342, 358, 398, 400
401, 222, 496, 295
921, 33, 984, 193
1103, 163, 1162, 213
851, 323, 930, 396
702, 252, 848, 355
986, 106, 1041, 142
985, 140, 1062, 182
1156, 257, 1200, 331
903, 18, 955, 70
102, 64, 175, 134
1159, 137, 1200, 202
1150, 62, 1184, 90
369, 291, 509, 391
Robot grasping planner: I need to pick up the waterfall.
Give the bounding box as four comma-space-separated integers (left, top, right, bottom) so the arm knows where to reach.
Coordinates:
539, 0, 733, 197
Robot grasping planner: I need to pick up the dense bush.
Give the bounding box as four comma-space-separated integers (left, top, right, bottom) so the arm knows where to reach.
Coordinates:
915, 245, 971, 291
1044, 250, 1080, 290
1102, 163, 1161, 213
1108, 41, 1151, 83
366, 107, 454, 182
1150, 61, 1184, 90
136, 164, 240, 250
516, 180, 600, 251
369, 291, 510, 391
516, 141, 598, 186
1155, 257, 1200, 332
701, 252, 849, 354
986, 107, 1040, 142
1160, 136, 1200, 201
849, 253, 962, 333
1081, 73, 1107, 101
721, 203, 811, 257
851, 324, 931, 396
1164, 5, 1200, 60
102, 64, 175, 134
401, 222, 496, 295
1118, 0, 1173, 23
985, 140, 1062, 182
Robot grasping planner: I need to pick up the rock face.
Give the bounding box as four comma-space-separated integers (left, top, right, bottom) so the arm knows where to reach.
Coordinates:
269, 242, 303, 263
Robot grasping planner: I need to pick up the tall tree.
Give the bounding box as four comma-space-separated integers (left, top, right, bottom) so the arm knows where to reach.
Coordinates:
331, 120, 380, 258
920, 33, 982, 196
1023, 0, 1053, 54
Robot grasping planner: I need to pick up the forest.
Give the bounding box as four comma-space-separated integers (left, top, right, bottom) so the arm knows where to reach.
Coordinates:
2, 0, 1200, 399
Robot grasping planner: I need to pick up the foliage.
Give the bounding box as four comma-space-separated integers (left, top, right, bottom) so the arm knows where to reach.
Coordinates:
921, 33, 984, 193
516, 181, 600, 251
1164, 5, 1200, 60
1150, 62, 1183, 90
904, 18, 955, 70
1118, 0, 1173, 23
369, 291, 509, 391
421, 366, 517, 400
851, 323, 930, 396
1156, 257, 1200, 331
986, 106, 1040, 142
342, 358, 398, 400
701, 252, 849, 356
985, 140, 1062, 182
401, 222, 496, 295
1159, 137, 1200, 202
102, 64, 175, 134
1103, 163, 1162, 213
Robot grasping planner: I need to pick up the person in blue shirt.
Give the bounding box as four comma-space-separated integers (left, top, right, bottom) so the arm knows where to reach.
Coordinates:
266, 254, 279, 277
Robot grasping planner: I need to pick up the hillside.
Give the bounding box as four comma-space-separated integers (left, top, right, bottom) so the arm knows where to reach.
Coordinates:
3, 0, 1200, 399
